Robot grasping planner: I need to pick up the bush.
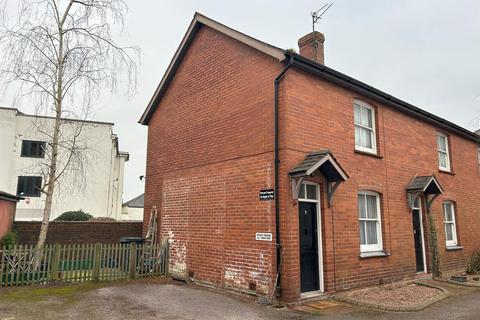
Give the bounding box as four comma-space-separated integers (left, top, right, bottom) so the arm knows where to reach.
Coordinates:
0, 231, 17, 248
466, 250, 480, 274
54, 210, 93, 221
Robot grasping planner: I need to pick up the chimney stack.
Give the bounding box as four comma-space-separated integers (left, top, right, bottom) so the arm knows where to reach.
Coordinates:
298, 31, 325, 64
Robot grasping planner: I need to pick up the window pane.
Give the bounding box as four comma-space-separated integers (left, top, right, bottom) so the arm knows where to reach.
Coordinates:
438, 152, 447, 168
306, 184, 317, 200
437, 135, 447, 152
445, 223, 453, 241
362, 107, 373, 128
358, 194, 366, 218
361, 128, 372, 149
359, 221, 366, 245
366, 221, 378, 245
444, 203, 453, 221
355, 125, 361, 146
366, 195, 378, 219
413, 197, 420, 209
298, 184, 306, 199
354, 105, 361, 125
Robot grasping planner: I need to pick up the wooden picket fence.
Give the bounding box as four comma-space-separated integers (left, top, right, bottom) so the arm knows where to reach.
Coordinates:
0, 240, 169, 287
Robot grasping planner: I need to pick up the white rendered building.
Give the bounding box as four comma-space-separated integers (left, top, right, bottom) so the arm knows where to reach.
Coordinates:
121, 194, 144, 221
0, 107, 130, 221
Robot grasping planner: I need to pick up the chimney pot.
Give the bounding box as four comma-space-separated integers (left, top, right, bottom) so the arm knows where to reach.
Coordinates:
298, 31, 325, 64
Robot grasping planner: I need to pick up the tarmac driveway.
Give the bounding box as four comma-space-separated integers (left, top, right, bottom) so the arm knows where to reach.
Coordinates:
0, 280, 479, 319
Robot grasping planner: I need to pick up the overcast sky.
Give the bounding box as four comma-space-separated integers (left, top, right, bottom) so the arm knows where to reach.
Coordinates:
3, 0, 480, 201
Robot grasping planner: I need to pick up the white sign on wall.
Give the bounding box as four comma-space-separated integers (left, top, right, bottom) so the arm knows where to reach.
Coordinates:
255, 233, 273, 241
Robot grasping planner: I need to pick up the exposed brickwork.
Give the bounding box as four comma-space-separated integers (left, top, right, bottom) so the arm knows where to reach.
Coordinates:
144, 22, 480, 302
14, 221, 142, 245
144, 25, 281, 295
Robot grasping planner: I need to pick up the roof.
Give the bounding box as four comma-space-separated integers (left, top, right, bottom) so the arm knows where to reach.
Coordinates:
289, 150, 348, 182
0, 106, 114, 126
0, 190, 24, 202
123, 194, 144, 208
139, 13, 480, 144
406, 176, 444, 195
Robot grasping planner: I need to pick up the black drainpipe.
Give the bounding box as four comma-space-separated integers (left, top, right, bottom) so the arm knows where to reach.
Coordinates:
274, 56, 293, 292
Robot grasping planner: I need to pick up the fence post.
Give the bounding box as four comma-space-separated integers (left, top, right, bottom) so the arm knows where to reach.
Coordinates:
50, 244, 61, 282
93, 243, 101, 282
129, 242, 136, 279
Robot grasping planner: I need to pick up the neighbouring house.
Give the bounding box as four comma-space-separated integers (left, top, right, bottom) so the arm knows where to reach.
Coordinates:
0, 191, 23, 239
0, 107, 131, 221
121, 194, 144, 221
140, 13, 480, 302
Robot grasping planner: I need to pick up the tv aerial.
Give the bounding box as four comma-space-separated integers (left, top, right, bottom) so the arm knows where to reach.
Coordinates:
310, 3, 333, 60
312, 3, 333, 34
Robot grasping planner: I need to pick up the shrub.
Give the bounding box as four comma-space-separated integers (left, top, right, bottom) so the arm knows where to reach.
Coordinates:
466, 249, 480, 274
54, 210, 93, 221
0, 231, 17, 248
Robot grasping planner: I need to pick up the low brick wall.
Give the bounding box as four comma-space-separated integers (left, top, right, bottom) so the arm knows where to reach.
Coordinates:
13, 221, 143, 245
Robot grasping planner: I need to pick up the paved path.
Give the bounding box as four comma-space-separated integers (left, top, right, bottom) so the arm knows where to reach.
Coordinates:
0, 280, 479, 319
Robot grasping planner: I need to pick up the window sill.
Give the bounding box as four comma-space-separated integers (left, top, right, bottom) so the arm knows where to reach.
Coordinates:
359, 251, 390, 259
354, 149, 383, 159
446, 245, 463, 251
438, 169, 455, 176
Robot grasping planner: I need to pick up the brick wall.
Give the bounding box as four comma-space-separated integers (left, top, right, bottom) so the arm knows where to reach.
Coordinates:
278, 68, 480, 300
13, 221, 142, 245
144, 25, 281, 295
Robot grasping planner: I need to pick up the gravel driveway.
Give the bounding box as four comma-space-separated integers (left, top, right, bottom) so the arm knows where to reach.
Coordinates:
0, 280, 479, 320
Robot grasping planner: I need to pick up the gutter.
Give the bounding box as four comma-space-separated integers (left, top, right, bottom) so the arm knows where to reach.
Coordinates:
273, 56, 293, 294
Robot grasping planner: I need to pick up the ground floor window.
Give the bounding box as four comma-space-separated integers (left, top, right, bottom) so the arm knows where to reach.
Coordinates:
358, 191, 383, 252
443, 201, 458, 246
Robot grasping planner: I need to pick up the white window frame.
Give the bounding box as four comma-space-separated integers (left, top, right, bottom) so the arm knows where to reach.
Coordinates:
443, 201, 458, 247
437, 133, 451, 172
354, 100, 377, 154
358, 190, 383, 253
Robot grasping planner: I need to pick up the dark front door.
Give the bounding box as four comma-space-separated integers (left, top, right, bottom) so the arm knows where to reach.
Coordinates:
412, 209, 425, 273
299, 202, 320, 293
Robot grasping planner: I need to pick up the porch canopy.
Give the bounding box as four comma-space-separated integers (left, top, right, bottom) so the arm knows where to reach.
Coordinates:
289, 150, 348, 206
406, 175, 444, 209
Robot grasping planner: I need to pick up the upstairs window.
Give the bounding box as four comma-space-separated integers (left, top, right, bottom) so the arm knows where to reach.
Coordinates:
443, 201, 457, 247
437, 133, 450, 171
17, 176, 42, 197
354, 101, 377, 154
21, 140, 46, 158
358, 191, 383, 252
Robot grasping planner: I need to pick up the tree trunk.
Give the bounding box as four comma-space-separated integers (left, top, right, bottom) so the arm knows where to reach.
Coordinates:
33, 21, 65, 270
426, 205, 441, 278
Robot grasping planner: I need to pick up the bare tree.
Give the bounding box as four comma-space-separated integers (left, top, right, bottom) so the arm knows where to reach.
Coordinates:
0, 0, 138, 267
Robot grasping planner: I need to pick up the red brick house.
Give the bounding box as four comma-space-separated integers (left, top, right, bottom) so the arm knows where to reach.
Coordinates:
140, 13, 480, 302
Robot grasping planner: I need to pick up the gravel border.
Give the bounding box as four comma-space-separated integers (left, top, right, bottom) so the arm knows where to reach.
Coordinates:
332, 282, 449, 312
436, 277, 480, 287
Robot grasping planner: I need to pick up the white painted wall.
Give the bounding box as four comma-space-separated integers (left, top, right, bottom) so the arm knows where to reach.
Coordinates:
120, 206, 144, 221
0, 107, 134, 221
